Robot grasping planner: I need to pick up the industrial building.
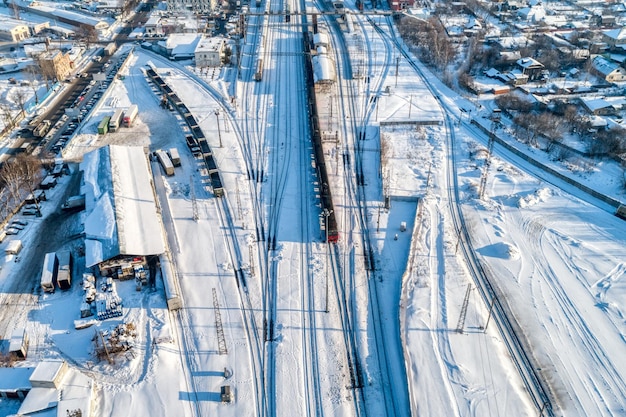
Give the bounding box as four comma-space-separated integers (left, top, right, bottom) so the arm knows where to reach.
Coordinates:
194, 36, 225, 67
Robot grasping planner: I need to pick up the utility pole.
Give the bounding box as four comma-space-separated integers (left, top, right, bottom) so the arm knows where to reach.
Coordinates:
456, 284, 472, 334
395, 55, 400, 87
190, 175, 198, 222
479, 130, 495, 200
408, 95, 413, 119
213, 288, 228, 354
215, 109, 223, 148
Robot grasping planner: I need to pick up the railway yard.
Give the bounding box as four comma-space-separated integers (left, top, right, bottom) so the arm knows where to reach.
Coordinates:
1, 0, 626, 417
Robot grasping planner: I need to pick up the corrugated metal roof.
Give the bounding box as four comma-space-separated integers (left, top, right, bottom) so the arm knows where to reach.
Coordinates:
81, 145, 165, 267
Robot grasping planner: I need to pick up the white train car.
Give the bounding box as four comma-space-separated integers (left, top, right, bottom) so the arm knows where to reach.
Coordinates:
160, 252, 182, 311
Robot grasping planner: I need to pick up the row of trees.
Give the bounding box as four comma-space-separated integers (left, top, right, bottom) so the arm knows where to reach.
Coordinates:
0, 155, 44, 221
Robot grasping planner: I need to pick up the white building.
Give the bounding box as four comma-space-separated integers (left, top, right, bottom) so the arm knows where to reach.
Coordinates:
194, 36, 225, 67
17, 360, 93, 417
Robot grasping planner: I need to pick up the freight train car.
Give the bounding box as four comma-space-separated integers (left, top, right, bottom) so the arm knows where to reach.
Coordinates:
303, 31, 339, 242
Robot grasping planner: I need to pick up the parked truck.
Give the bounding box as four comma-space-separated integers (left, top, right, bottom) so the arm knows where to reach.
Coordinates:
168, 148, 181, 166
109, 109, 124, 132
33, 120, 51, 138
98, 116, 111, 134
123, 104, 138, 127
156, 150, 175, 176
56, 250, 72, 290
41, 252, 58, 293
62, 195, 86, 211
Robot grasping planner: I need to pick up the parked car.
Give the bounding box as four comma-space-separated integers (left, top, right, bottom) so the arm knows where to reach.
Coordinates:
5, 227, 20, 235
12, 220, 28, 226
22, 210, 38, 216
9, 223, 24, 230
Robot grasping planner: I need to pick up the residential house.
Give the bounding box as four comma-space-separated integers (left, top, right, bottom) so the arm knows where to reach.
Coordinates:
602, 27, 626, 49
591, 56, 626, 83
516, 57, 544, 81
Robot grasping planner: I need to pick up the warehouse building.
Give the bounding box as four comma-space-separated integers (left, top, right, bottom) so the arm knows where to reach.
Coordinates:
81, 145, 166, 275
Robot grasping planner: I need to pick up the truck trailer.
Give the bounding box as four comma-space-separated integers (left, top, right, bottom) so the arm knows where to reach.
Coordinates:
41, 252, 58, 293
123, 104, 138, 127
56, 250, 72, 290
33, 120, 51, 138
98, 116, 111, 134
156, 150, 175, 176
109, 109, 124, 132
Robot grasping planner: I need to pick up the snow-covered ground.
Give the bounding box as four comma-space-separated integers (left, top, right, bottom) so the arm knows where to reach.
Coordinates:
0, 10, 625, 417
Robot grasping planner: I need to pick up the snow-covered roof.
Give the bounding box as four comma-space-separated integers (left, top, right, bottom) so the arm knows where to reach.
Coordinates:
604, 27, 626, 41
580, 96, 626, 112
517, 56, 543, 69
0, 367, 34, 391
29, 360, 66, 386
81, 145, 166, 267
195, 36, 224, 53
0, 16, 29, 31
18, 364, 93, 417
18, 387, 59, 415
29, 5, 109, 29
163, 33, 201, 58
592, 55, 623, 76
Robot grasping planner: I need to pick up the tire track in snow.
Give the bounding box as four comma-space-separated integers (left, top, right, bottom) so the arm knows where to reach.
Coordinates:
534, 228, 626, 415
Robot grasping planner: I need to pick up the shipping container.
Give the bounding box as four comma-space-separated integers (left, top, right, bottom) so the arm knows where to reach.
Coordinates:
98, 116, 111, 134
8, 328, 29, 360
41, 252, 58, 293
56, 250, 72, 290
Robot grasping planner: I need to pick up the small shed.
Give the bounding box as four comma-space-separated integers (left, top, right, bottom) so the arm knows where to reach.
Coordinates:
5, 239, 23, 255
29, 360, 68, 389
8, 328, 29, 360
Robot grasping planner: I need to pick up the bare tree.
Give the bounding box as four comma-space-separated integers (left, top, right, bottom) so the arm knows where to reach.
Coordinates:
0, 154, 44, 216
0, 103, 16, 132
13, 89, 28, 118
11, 1, 20, 19
24, 64, 41, 105
495, 93, 533, 114
76, 25, 99, 49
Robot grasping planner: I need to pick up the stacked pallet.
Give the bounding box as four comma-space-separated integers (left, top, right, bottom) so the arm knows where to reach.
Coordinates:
95, 279, 123, 320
